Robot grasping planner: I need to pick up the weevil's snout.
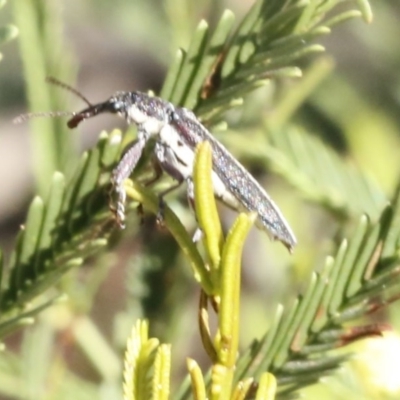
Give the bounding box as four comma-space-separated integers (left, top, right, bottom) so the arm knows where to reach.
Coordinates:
67, 94, 129, 129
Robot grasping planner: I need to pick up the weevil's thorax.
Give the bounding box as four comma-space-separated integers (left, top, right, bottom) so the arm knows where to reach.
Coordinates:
122, 91, 173, 135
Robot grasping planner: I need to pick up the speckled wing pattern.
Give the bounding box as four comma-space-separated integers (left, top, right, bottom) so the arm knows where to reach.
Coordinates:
171, 107, 296, 252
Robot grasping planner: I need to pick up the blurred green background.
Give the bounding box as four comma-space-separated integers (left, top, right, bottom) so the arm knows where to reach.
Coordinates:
0, 0, 400, 399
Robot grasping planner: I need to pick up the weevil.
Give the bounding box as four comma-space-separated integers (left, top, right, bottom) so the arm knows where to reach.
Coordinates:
67, 91, 297, 251
15, 84, 296, 251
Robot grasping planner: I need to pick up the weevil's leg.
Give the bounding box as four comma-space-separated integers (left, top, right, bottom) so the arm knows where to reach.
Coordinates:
186, 179, 203, 242
154, 142, 186, 224
135, 159, 163, 224
110, 135, 147, 228
156, 179, 184, 225
141, 158, 163, 187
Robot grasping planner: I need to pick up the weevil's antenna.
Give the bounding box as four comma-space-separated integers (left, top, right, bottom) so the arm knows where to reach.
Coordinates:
45, 76, 93, 107
13, 77, 93, 124
13, 110, 75, 124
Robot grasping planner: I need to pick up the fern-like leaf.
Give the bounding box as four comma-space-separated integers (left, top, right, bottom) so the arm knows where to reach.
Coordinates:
226, 126, 387, 220
0, 131, 125, 335
233, 205, 397, 398
161, 0, 370, 126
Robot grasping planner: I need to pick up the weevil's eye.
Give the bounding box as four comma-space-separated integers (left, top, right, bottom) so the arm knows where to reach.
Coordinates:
169, 110, 180, 122
109, 98, 125, 113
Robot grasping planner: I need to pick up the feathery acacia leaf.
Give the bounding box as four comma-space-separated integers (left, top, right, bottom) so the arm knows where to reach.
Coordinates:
267, 127, 387, 219
226, 126, 387, 221
161, 0, 370, 125
0, 131, 123, 334
12, 0, 75, 192
123, 320, 171, 400
232, 205, 398, 398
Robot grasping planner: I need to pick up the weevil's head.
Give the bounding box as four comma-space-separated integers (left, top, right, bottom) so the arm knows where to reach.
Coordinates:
67, 91, 171, 131
14, 83, 171, 130
67, 92, 133, 128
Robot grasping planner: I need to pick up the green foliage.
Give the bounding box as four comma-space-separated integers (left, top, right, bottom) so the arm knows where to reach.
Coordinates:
12, 0, 76, 194
235, 207, 396, 398
2, 0, 400, 399
0, 0, 18, 62
227, 126, 388, 220
161, 0, 372, 124
0, 130, 122, 327
123, 320, 171, 400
